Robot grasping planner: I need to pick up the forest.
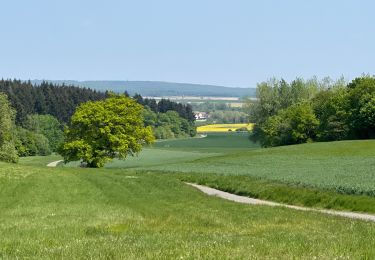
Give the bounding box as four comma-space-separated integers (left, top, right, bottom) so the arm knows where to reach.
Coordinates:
0, 80, 196, 163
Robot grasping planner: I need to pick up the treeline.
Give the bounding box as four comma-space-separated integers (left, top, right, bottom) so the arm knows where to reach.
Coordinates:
0, 79, 107, 125
248, 75, 375, 147
143, 109, 196, 139
0, 92, 66, 162
205, 110, 248, 124
133, 94, 195, 122
0, 80, 197, 162
133, 94, 196, 139
0, 79, 195, 126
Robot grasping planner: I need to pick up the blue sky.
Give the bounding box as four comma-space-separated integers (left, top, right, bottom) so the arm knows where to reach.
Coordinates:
0, 0, 374, 87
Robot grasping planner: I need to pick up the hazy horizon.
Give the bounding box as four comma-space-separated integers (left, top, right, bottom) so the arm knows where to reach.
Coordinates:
1, 0, 374, 87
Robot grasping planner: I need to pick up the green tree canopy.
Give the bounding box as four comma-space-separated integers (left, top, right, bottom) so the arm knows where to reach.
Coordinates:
347, 75, 375, 138
0, 93, 18, 163
24, 114, 64, 152
253, 102, 319, 147
142, 108, 196, 139
60, 95, 155, 168
15, 127, 51, 157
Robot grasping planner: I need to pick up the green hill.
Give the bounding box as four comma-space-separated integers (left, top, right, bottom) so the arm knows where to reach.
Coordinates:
0, 152, 374, 258
31, 80, 256, 97
146, 139, 375, 196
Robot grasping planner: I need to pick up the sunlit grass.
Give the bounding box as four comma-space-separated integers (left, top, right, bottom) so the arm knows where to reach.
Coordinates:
147, 140, 375, 196
1, 164, 375, 258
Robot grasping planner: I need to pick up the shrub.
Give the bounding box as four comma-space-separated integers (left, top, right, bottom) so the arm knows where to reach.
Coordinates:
253, 102, 319, 147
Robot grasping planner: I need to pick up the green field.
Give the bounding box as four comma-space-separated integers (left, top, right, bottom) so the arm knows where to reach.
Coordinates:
153, 132, 259, 151
146, 140, 375, 196
61, 134, 375, 212
1, 161, 375, 259
1, 133, 375, 258
63, 133, 258, 168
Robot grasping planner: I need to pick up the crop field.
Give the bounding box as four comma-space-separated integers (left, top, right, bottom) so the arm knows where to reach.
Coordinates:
1, 161, 375, 258
197, 123, 253, 133
154, 132, 259, 152
145, 140, 375, 197
59, 135, 375, 213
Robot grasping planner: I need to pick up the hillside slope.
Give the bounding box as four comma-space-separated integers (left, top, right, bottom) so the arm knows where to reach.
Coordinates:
1, 159, 375, 258
143, 140, 375, 195
31, 80, 256, 97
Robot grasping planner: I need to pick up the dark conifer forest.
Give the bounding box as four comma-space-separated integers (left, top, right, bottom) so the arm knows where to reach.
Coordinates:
0, 79, 195, 125
0, 80, 108, 125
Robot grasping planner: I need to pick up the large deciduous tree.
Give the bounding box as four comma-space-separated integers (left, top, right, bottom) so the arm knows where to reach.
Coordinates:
60, 95, 155, 168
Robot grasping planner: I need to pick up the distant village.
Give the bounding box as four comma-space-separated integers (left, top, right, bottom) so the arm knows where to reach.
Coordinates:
194, 111, 209, 121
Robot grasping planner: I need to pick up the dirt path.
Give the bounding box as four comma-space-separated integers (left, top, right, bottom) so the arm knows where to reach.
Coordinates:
46, 160, 63, 167
186, 183, 375, 223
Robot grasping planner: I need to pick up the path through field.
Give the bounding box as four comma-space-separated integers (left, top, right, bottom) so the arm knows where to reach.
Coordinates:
46, 160, 63, 167
46, 158, 375, 223
187, 183, 375, 222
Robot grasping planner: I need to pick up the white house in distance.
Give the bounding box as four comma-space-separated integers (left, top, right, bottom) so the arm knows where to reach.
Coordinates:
195, 111, 208, 121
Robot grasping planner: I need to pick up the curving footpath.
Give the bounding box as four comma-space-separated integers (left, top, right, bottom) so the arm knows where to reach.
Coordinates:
186, 183, 375, 223
43, 161, 375, 223
47, 160, 63, 167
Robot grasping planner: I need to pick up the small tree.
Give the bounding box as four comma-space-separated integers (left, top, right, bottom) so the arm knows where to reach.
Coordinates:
60, 95, 155, 168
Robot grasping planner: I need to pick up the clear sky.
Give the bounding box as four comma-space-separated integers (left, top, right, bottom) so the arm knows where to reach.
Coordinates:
0, 0, 374, 87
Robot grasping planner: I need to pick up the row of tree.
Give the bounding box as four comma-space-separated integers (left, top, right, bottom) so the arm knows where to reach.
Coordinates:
0, 80, 108, 124
248, 75, 375, 147
205, 110, 248, 124
16, 114, 64, 156
0, 79, 195, 126
0, 80, 197, 163
133, 94, 195, 122
143, 109, 196, 139
0, 93, 64, 163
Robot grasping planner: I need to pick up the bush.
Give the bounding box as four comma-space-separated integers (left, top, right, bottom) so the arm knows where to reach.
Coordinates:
154, 126, 175, 139
24, 114, 64, 152
15, 127, 51, 156
253, 102, 319, 147
236, 127, 248, 132
143, 108, 196, 139
0, 141, 19, 163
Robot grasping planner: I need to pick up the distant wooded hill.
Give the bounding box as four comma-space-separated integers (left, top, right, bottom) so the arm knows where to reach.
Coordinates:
30, 80, 256, 98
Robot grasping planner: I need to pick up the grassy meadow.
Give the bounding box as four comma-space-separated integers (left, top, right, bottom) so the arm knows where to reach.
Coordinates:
62, 134, 375, 212
146, 140, 375, 195
154, 132, 259, 151
1, 160, 375, 259
1, 133, 375, 258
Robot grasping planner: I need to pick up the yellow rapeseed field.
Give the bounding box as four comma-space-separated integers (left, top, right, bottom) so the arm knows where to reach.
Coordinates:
197, 123, 254, 133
